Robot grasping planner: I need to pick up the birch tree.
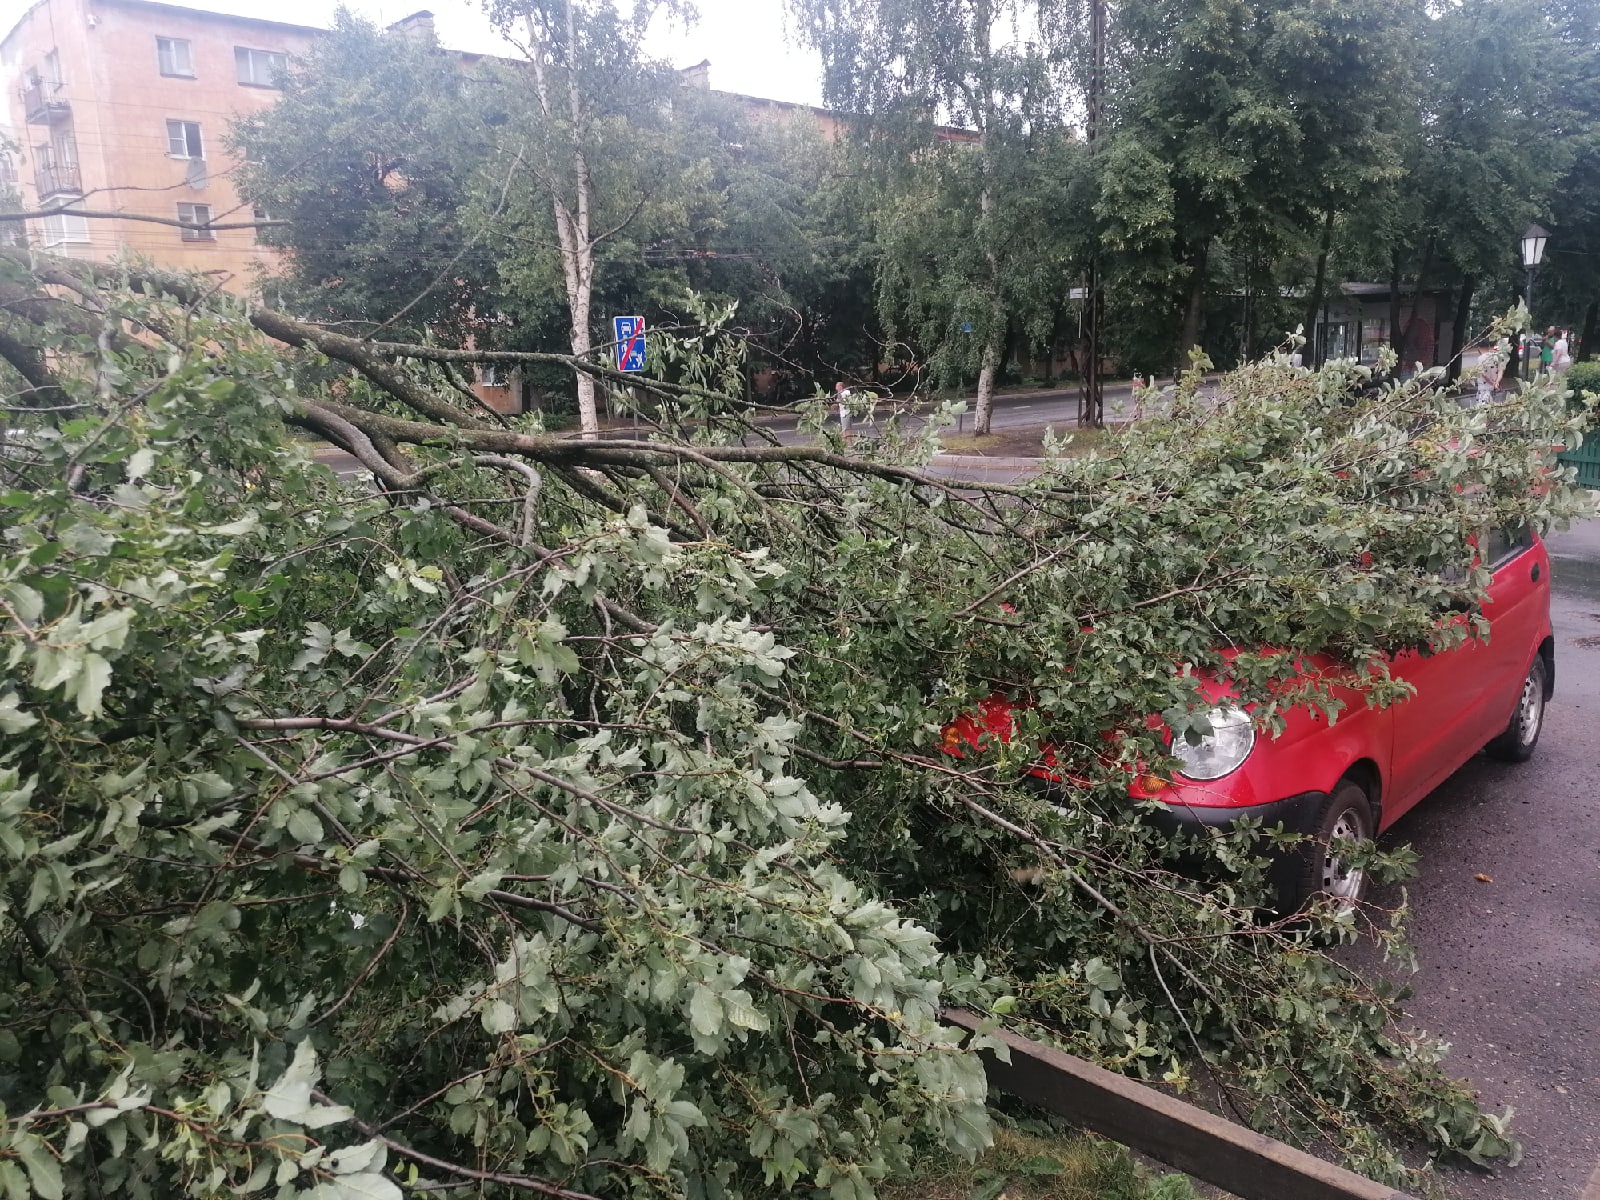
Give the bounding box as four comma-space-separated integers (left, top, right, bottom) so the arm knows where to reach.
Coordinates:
484, 0, 689, 436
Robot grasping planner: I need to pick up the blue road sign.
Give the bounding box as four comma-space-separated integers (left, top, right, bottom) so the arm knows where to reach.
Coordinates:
614, 316, 647, 372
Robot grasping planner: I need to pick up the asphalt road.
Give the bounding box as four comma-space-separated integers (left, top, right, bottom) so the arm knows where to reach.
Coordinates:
1352, 511, 1600, 1200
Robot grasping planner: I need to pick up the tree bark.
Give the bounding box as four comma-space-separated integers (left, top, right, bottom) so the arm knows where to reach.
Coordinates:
974, 324, 1002, 436
1302, 210, 1336, 365
971, 0, 1003, 437
1178, 241, 1210, 369
1580, 298, 1599, 362
528, 5, 600, 439
1446, 275, 1475, 383
1399, 237, 1435, 365
1387, 248, 1403, 366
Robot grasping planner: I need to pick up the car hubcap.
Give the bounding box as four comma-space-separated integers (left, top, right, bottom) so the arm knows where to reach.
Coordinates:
1516, 670, 1543, 746
1321, 809, 1367, 900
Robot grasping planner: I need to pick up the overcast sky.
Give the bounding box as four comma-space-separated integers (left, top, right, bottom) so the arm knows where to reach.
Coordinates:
204, 0, 828, 106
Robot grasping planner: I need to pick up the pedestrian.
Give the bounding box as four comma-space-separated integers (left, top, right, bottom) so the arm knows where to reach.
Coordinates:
1541, 327, 1557, 374
834, 380, 852, 434
1553, 328, 1573, 375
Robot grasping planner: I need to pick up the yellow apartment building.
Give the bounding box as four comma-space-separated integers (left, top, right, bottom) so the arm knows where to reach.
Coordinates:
1, 0, 316, 284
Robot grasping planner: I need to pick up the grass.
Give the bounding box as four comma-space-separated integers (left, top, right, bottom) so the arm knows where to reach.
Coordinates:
879, 1127, 1205, 1200
938, 423, 1112, 459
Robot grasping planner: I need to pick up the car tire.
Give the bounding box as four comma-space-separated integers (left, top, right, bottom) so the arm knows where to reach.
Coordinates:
1282, 780, 1374, 911
1484, 655, 1547, 763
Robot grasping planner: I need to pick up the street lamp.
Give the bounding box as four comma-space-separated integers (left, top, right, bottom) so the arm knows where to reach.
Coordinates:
1520, 223, 1549, 379
1521, 222, 1549, 309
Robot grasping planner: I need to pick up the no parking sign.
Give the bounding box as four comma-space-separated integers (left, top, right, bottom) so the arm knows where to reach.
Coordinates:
614, 316, 646, 372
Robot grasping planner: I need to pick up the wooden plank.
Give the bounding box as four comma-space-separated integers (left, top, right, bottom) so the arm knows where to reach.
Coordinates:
943, 1009, 1417, 1200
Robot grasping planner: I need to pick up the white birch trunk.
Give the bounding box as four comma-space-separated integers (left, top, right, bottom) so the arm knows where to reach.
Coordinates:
974, 326, 1002, 435
528, 5, 600, 438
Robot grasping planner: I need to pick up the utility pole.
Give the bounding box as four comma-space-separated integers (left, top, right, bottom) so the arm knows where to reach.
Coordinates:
1080, 0, 1106, 428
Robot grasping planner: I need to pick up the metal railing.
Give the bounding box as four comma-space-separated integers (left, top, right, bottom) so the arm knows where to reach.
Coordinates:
21, 80, 70, 124
35, 161, 82, 199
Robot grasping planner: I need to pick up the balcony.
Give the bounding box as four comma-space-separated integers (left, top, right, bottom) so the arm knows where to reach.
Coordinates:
22, 79, 70, 124
35, 161, 82, 200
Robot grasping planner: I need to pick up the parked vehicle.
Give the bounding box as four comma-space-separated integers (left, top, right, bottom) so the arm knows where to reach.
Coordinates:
945, 526, 1555, 909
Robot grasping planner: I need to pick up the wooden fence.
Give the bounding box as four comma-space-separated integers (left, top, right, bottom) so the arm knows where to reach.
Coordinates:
943, 1009, 1419, 1200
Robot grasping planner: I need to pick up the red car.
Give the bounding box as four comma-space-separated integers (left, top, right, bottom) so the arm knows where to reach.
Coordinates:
949, 527, 1555, 908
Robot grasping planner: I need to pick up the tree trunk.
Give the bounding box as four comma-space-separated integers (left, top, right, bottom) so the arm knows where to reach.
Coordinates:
569, 272, 597, 435
1302, 210, 1335, 365
1399, 237, 1435, 366
1387, 248, 1403, 365
971, 3, 1003, 437
1178, 241, 1209, 369
1446, 275, 1475, 383
528, 5, 600, 438
1581, 298, 1599, 362
972, 176, 1004, 435
974, 327, 1002, 435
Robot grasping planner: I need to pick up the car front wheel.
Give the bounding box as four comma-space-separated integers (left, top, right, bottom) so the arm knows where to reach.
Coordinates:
1484, 655, 1547, 763
1284, 780, 1374, 910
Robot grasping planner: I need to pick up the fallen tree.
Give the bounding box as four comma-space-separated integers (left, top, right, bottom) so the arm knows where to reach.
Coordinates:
0, 250, 1592, 1197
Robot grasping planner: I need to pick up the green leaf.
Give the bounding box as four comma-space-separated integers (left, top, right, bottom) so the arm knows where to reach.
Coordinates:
262, 1041, 352, 1129
74, 653, 113, 717
0, 1162, 30, 1200
0, 693, 36, 734
13, 1133, 63, 1200
481, 999, 517, 1035
286, 807, 324, 845
688, 985, 723, 1038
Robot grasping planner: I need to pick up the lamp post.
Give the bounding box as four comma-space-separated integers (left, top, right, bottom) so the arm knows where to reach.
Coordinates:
1522, 222, 1549, 312
1520, 223, 1549, 380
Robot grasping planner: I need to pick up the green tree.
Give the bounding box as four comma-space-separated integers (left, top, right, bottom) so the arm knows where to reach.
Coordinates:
791, 0, 1069, 433
1404, 0, 1568, 374
232, 14, 502, 342
1529, 0, 1600, 357
1083, 0, 1413, 369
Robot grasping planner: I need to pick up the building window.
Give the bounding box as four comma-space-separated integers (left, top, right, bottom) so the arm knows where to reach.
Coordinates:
476, 365, 508, 388
0, 222, 23, 249
157, 37, 195, 78
41, 201, 89, 247
235, 47, 286, 87
251, 204, 273, 243
177, 203, 214, 241
165, 119, 203, 159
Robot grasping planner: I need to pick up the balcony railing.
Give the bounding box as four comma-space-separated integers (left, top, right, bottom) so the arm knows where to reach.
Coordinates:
22, 80, 70, 124
35, 161, 82, 199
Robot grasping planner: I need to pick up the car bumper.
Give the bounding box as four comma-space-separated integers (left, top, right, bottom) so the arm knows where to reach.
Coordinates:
1141, 789, 1328, 839
1141, 789, 1329, 905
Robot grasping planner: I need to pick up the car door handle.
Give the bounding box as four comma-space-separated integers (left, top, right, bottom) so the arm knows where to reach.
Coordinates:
1531, 562, 1541, 583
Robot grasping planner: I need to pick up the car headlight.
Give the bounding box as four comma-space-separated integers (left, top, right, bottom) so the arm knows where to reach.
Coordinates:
1171, 707, 1255, 781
